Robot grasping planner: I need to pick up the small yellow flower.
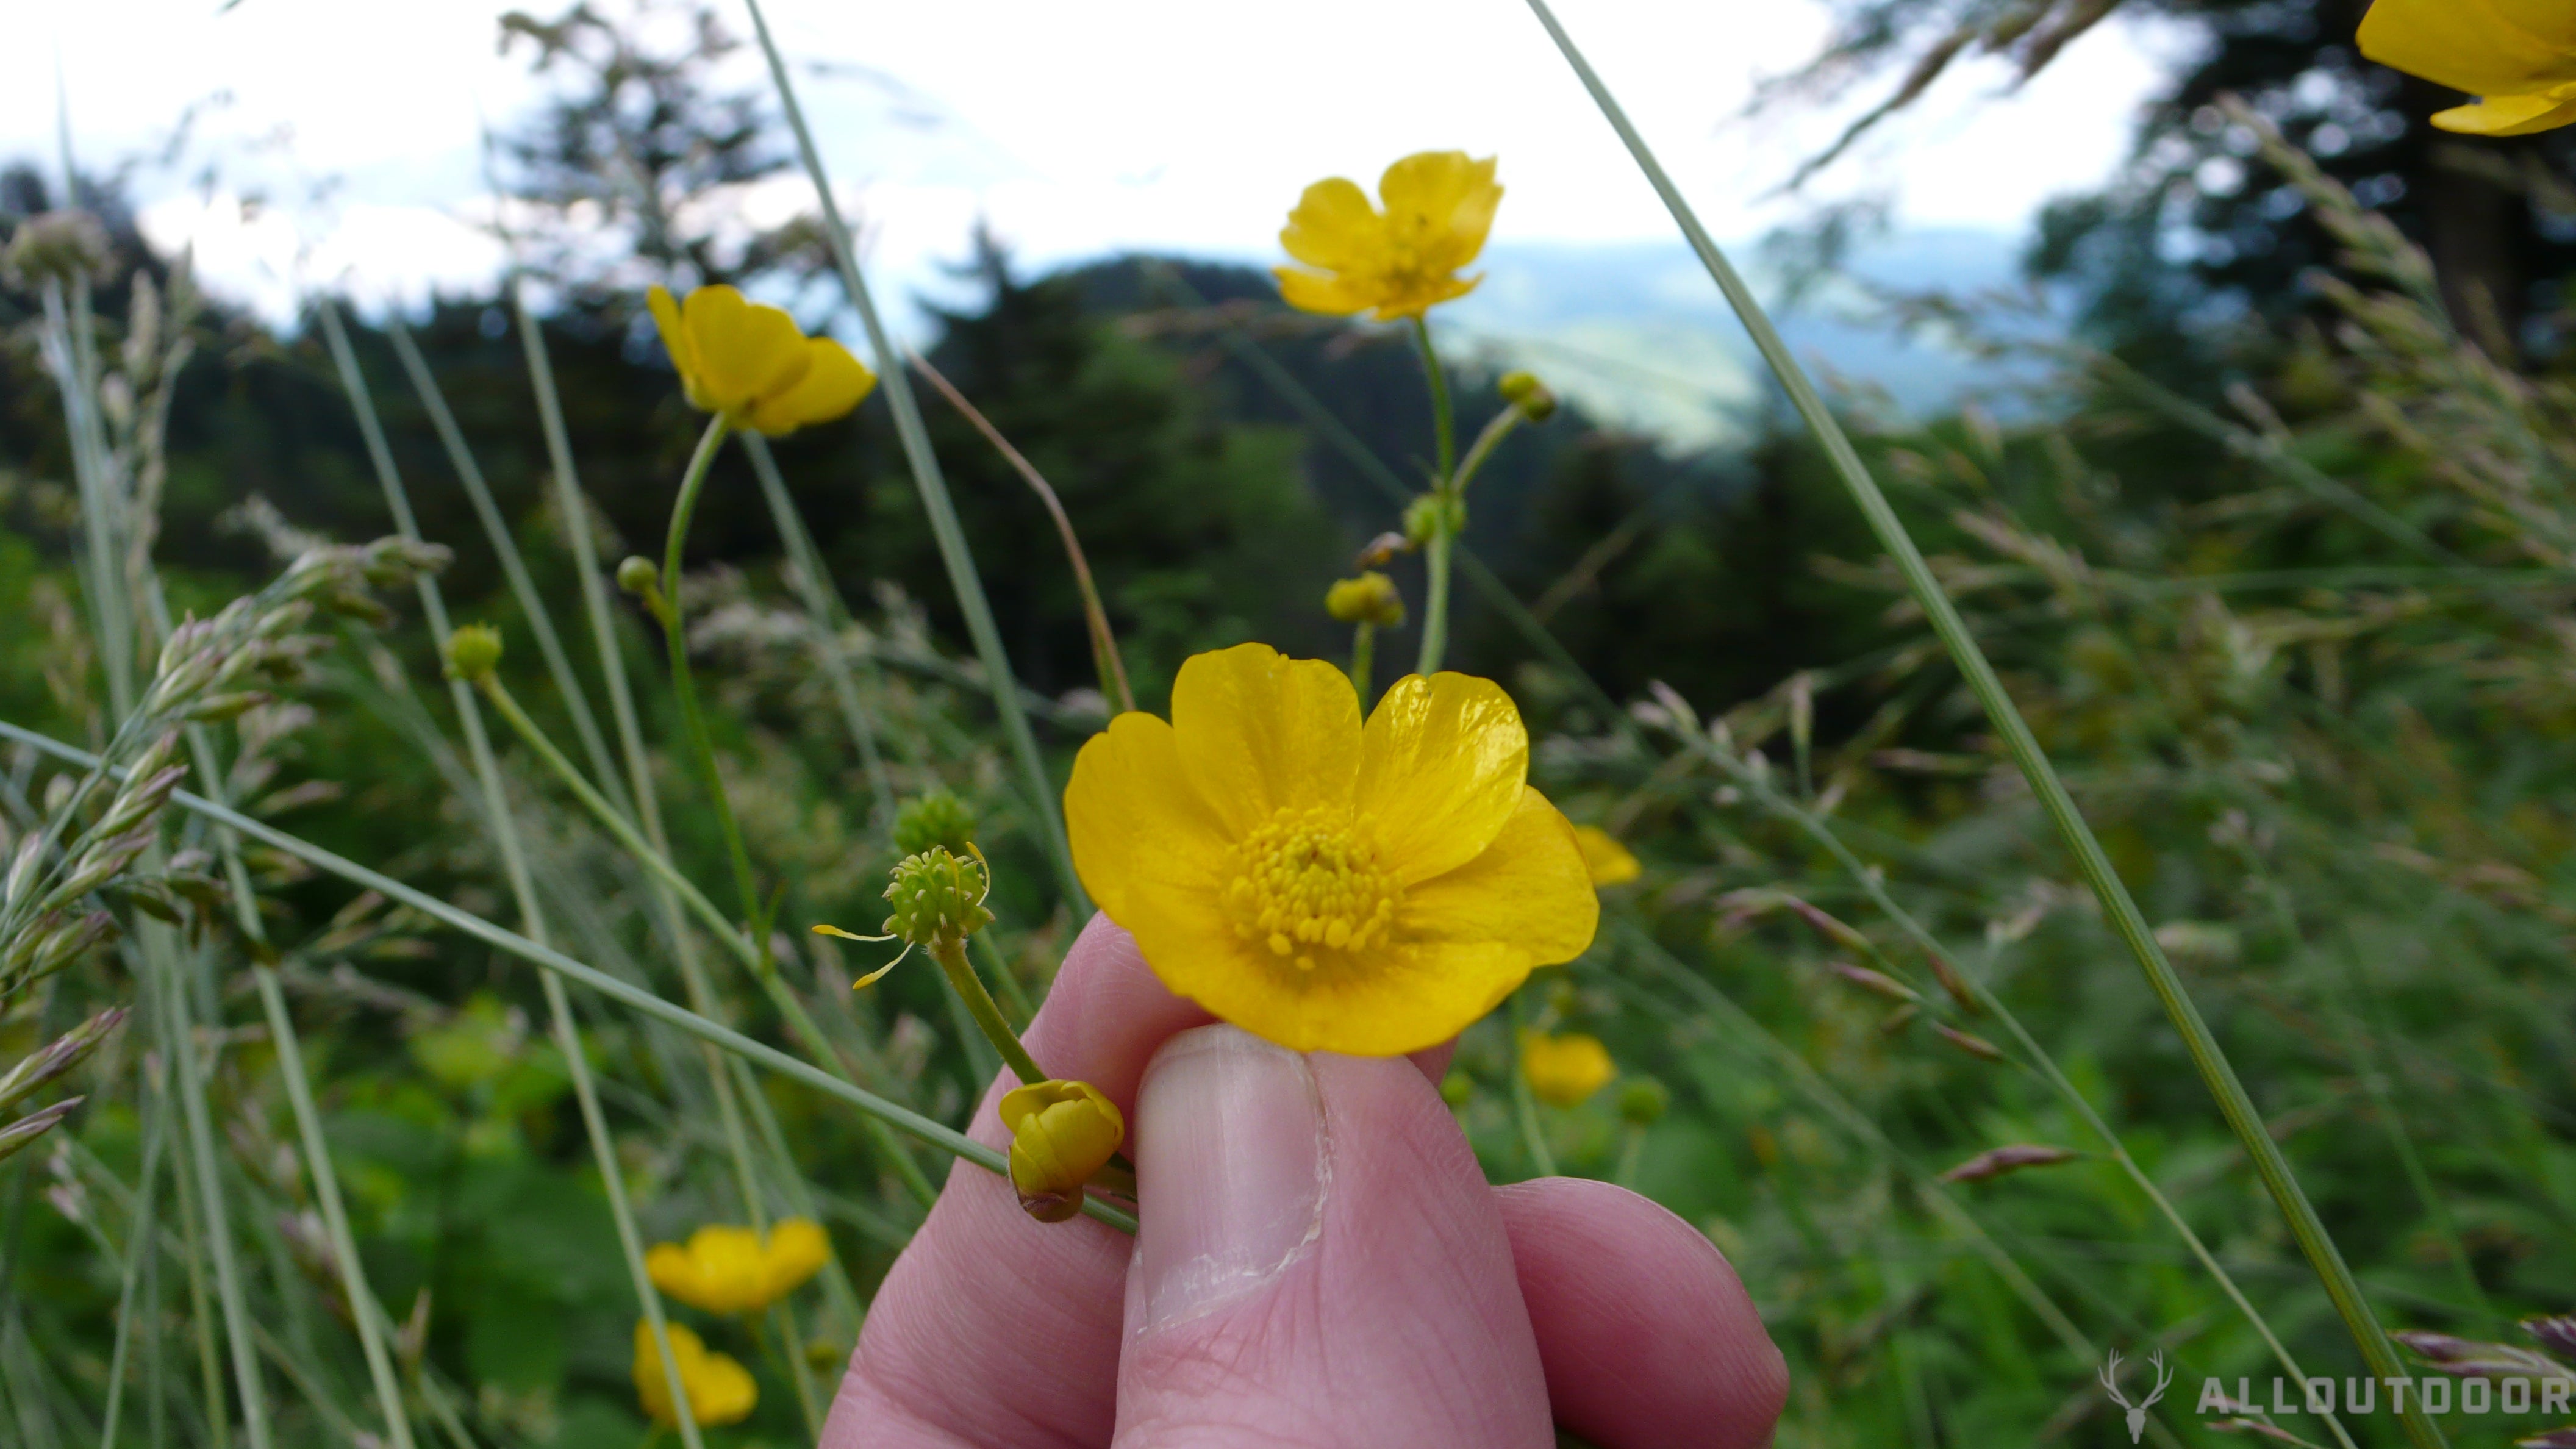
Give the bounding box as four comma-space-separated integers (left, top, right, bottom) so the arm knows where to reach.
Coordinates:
1274, 151, 1503, 321
1571, 825, 1641, 887
644, 1218, 831, 1315
648, 284, 876, 435
2360, 0, 2576, 135
999, 1079, 1126, 1223
633, 1320, 756, 1428
1520, 1029, 1615, 1108
1065, 642, 1597, 1056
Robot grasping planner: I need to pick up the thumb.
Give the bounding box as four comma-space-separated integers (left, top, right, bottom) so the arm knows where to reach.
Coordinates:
1115, 1025, 1552, 1448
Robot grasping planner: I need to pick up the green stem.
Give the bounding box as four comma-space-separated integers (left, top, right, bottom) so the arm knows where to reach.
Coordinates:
99, 1048, 170, 1449
1520, 4, 2436, 1440
476, 670, 939, 1210
742, 0, 1086, 912
659, 417, 764, 925
1349, 623, 1375, 704
1412, 315, 1456, 484
935, 939, 1048, 1089
973, 931, 1037, 1029
1507, 992, 1557, 1177
0, 718, 1137, 1234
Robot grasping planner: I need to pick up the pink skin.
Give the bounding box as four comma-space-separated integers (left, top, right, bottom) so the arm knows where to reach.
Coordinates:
822, 914, 1788, 1449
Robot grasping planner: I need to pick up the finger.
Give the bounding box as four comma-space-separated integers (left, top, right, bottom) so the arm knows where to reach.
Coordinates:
821, 915, 1211, 1449
1492, 1177, 1787, 1449
1116, 1024, 1553, 1447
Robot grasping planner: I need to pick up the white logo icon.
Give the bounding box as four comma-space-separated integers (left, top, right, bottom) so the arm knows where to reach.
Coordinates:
2100, 1350, 2173, 1443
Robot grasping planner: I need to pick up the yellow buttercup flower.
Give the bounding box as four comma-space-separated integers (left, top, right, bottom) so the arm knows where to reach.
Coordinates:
632, 1320, 757, 1428
1274, 151, 1503, 321
1572, 825, 1641, 887
999, 1079, 1126, 1223
1065, 642, 1597, 1056
1520, 1029, 1615, 1109
644, 1218, 831, 1315
2360, 0, 2576, 135
648, 284, 876, 435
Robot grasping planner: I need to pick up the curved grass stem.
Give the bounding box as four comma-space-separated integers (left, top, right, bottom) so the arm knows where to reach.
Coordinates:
1518, 5, 2436, 1440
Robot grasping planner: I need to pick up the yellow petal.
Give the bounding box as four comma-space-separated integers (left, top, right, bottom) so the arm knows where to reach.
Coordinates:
1130, 885, 1512, 1055
760, 1218, 831, 1300
2360, 0, 2576, 95
681, 284, 812, 413
1275, 266, 1378, 317
634, 1321, 757, 1428
1279, 176, 1384, 271
1370, 271, 1483, 323
643, 1242, 698, 1303
1522, 1030, 1615, 1107
1401, 789, 1598, 968
689, 1351, 759, 1426
746, 336, 876, 435
1170, 643, 1362, 837
648, 285, 696, 378
2432, 86, 2576, 134
1065, 710, 1234, 925
1573, 825, 1642, 887
1357, 671, 1529, 884
1379, 151, 1502, 273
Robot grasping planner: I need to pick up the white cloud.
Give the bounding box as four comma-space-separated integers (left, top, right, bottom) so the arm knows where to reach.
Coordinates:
11, 0, 2177, 329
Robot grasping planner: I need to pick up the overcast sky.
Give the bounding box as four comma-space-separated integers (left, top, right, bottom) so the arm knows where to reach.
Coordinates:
7, 0, 2184, 327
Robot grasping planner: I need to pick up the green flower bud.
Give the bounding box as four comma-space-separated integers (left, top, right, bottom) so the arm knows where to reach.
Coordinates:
2, 212, 112, 288
1439, 1070, 1475, 1108
615, 556, 660, 597
1403, 493, 1465, 548
892, 791, 978, 859
1324, 572, 1406, 629
443, 624, 504, 682
881, 846, 993, 951
1616, 1076, 1670, 1127
998, 1079, 1125, 1223
1498, 369, 1557, 422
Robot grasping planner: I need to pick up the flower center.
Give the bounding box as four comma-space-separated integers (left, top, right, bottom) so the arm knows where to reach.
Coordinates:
1220, 806, 1401, 970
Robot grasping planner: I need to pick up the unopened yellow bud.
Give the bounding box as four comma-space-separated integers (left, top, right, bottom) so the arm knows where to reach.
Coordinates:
1324, 572, 1406, 629
1498, 369, 1556, 422
1000, 1079, 1125, 1222
443, 624, 504, 682
881, 846, 992, 951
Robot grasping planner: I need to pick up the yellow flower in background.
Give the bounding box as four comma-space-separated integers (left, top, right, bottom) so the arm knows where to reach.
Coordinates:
632, 1320, 757, 1428
1065, 642, 1597, 1056
1572, 825, 1642, 887
1521, 1029, 1616, 1108
2360, 0, 2576, 135
1274, 151, 1503, 321
648, 284, 876, 435
645, 1218, 831, 1315
999, 1079, 1126, 1223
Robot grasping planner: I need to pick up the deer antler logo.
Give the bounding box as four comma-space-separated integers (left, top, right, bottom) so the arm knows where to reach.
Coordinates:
2099, 1350, 2174, 1443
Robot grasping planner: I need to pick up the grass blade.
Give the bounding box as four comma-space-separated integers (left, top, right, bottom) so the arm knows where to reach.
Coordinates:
737, 0, 1085, 913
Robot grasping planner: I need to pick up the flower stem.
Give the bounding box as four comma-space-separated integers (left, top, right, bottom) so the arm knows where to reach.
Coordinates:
1411, 315, 1461, 676
1349, 622, 1375, 703
659, 417, 765, 927
933, 938, 1048, 1089
1523, 4, 2437, 1441
475, 671, 939, 1209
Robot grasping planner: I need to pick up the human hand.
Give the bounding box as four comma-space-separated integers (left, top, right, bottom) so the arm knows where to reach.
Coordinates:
820, 914, 1787, 1448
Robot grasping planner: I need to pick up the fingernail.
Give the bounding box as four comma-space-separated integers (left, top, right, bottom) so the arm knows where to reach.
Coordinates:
1129, 1024, 1326, 1336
